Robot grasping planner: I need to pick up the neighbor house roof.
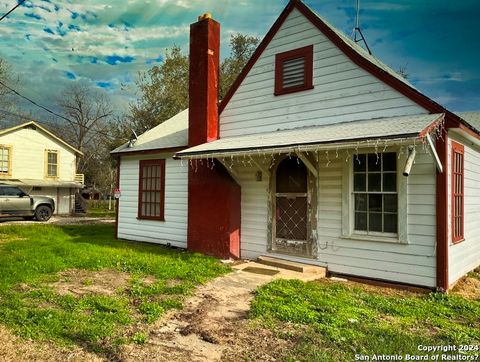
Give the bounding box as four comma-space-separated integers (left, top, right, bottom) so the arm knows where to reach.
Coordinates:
177, 113, 444, 158
457, 112, 480, 132
0, 121, 83, 155
110, 109, 188, 155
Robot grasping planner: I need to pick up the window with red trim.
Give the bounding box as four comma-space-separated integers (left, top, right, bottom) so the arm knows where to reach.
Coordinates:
274, 45, 314, 96
138, 159, 165, 220
451, 142, 464, 243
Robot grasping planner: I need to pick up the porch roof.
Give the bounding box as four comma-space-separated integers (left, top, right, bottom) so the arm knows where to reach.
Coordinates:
176, 113, 444, 158
0, 179, 83, 189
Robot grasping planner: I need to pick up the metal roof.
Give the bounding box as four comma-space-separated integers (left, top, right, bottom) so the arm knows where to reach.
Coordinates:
457, 112, 480, 132
177, 113, 444, 157
111, 109, 188, 154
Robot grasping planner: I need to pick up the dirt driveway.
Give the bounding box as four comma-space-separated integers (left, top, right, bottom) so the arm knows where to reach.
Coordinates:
0, 215, 115, 226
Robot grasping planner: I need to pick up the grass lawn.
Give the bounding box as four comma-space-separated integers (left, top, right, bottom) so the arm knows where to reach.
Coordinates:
250, 278, 480, 361
0, 224, 229, 354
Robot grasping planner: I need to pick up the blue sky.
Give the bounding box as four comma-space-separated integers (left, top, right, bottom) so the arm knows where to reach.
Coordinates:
0, 0, 478, 119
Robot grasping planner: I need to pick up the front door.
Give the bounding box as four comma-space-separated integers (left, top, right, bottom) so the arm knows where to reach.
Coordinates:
272, 156, 315, 257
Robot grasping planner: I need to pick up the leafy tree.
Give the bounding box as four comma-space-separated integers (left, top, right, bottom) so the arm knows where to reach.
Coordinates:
219, 33, 259, 98
128, 33, 259, 133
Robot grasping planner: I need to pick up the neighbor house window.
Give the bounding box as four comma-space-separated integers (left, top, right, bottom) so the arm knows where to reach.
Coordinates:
451, 141, 464, 243
0, 146, 11, 175
138, 159, 165, 220
274, 45, 313, 96
45, 150, 58, 177
353, 152, 398, 234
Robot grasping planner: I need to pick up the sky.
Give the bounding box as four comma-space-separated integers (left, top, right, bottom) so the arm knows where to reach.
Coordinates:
0, 0, 478, 122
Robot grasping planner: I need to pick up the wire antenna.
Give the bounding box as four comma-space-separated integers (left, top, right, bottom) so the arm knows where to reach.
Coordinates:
352, 0, 372, 55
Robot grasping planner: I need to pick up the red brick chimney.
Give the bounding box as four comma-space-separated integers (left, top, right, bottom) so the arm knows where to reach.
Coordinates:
187, 14, 241, 260
188, 13, 220, 147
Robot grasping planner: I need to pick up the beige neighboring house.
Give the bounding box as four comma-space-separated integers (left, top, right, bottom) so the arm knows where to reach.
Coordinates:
0, 121, 84, 215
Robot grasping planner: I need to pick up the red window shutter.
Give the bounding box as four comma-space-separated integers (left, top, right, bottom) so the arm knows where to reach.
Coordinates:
451, 141, 464, 243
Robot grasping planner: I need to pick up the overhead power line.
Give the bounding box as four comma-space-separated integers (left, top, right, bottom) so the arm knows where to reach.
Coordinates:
0, 80, 74, 124
0, 0, 27, 23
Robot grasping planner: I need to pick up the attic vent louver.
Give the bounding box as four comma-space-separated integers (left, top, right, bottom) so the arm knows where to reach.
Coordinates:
282, 57, 305, 88
274, 45, 314, 96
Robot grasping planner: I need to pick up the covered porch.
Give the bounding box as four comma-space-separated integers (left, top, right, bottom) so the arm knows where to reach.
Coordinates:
177, 113, 445, 287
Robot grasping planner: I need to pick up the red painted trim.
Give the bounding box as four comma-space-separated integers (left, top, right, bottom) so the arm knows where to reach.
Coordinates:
137, 159, 166, 221
451, 141, 465, 244
115, 158, 120, 239
435, 130, 449, 292
418, 114, 445, 138
274, 45, 314, 96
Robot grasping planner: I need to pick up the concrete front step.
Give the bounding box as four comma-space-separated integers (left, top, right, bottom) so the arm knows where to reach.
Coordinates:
257, 255, 327, 276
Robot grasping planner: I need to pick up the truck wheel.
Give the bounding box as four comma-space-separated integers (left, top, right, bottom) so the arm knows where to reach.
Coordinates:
35, 205, 52, 222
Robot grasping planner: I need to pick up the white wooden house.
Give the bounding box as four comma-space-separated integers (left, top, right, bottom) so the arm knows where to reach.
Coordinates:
112, 0, 480, 291
0, 121, 84, 214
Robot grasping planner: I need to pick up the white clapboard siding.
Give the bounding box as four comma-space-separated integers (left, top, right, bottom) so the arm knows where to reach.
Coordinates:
0, 127, 76, 181
220, 8, 427, 138
118, 153, 188, 248
239, 150, 437, 287
448, 134, 480, 285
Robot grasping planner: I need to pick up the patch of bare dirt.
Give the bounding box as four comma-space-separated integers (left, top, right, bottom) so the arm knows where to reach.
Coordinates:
452, 275, 480, 300
0, 325, 102, 362
140, 275, 157, 286
50, 269, 131, 297
316, 277, 427, 297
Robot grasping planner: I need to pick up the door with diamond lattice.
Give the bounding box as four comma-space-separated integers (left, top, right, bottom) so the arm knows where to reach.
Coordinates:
272, 156, 314, 257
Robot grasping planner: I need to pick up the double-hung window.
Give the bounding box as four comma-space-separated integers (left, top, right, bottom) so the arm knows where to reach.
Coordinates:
451, 142, 464, 243
0, 146, 11, 176
45, 150, 59, 178
353, 152, 398, 235
138, 159, 165, 221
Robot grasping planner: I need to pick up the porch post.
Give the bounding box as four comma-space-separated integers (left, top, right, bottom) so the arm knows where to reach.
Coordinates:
435, 130, 449, 291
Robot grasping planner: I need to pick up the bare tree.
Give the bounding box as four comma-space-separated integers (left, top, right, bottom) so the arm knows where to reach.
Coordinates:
57, 83, 113, 171
0, 58, 24, 125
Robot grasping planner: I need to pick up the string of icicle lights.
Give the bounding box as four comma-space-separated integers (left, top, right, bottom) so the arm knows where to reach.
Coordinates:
180, 118, 445, 173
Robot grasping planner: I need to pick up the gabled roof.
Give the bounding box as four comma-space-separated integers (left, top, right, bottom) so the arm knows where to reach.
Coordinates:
111, 109, 188, 155
0, 121, 83, 155
177, 113, 444, 158
219, 0, 477, 138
